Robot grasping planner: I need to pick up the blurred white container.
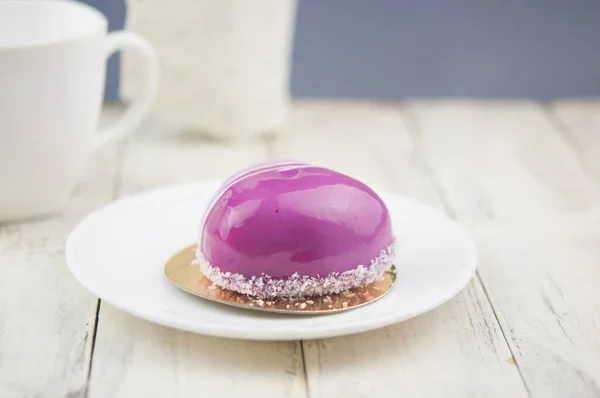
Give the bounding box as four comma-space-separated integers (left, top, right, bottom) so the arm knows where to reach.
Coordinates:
121, 0, 297, 140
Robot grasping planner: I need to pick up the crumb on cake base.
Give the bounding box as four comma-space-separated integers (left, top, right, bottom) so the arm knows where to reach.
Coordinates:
192, 244, 396, 299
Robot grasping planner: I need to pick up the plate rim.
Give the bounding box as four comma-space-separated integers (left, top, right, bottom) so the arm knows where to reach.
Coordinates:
65, 181, 477, 341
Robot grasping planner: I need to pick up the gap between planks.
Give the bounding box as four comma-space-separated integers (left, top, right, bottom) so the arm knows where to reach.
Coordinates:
84, 138, 130, 398
265, 125, 312, 398
401, 104, 533, 397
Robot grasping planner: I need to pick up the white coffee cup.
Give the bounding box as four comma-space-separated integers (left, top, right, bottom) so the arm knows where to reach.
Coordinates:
0, 0, 159, 222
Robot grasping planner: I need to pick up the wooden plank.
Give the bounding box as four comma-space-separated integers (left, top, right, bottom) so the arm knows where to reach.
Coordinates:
407, 100, 600, 227
551, 99, 600, 180
409, 100, 600, 397
87, 132, 308, 398
0, 146, 120, 397
474, 224, 600, 398
271, 101, 528, 398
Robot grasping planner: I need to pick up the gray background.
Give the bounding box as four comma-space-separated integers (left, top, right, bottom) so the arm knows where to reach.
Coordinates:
86, 0, 600, 101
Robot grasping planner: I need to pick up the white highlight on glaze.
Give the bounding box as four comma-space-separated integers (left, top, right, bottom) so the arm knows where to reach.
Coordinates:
199, 160, 311, 239
192, 244, 396, 299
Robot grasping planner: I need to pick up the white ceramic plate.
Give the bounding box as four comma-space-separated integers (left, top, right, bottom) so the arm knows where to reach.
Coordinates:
66, 181, 477, 340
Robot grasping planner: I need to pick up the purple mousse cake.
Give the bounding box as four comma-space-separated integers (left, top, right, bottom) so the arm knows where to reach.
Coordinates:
194, 161, 396, 298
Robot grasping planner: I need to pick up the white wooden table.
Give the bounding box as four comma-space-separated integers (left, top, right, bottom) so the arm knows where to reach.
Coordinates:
2, 100, 600, 398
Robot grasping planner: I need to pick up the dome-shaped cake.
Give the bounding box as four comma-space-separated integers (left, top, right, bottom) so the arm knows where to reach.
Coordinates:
194, 160, 395, 298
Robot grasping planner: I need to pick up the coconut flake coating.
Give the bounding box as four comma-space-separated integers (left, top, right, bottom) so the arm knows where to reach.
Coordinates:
198, 162, 395, 297
195, 244, 395, 299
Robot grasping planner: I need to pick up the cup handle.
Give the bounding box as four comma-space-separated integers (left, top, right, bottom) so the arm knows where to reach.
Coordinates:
92, 31, 160, 150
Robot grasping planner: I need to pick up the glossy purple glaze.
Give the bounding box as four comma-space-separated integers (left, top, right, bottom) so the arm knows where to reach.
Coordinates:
200, 164, 394, 279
